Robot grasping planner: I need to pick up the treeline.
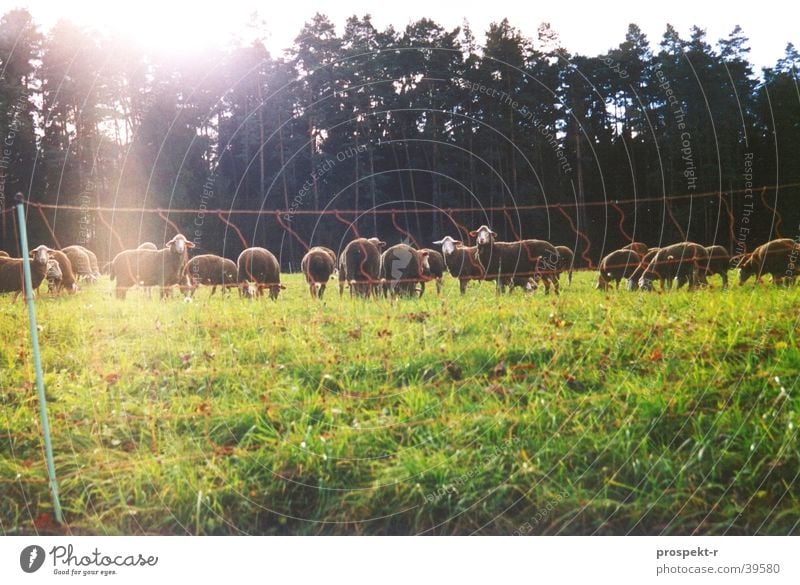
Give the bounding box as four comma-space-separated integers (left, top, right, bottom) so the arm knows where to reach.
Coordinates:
0, 10, 798, 266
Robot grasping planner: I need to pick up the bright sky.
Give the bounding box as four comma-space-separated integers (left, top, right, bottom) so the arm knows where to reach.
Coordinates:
12, 0, 798, 73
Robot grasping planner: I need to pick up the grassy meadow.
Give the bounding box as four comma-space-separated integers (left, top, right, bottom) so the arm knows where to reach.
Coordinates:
0, 271, 798, 535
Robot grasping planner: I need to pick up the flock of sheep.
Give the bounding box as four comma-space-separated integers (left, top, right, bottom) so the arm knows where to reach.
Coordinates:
0, 225, 797, 301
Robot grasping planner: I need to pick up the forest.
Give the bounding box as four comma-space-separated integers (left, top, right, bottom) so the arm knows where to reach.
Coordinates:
0, 10, 798, 267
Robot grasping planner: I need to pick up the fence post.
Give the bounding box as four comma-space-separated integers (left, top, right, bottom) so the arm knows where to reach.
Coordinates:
15, 203, 64, 525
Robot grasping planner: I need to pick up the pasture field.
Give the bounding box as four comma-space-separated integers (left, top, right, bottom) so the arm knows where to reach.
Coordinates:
1, 272, 798, 535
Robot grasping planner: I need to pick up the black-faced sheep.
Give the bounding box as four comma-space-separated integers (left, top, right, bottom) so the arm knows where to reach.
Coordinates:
237, 247, 285, 300
380, 243, 424, 298
702, 245, 731, 288
185, 254, 238, 296
0, 245, 51, 300
301, 247, 337, 299
469, 225, 560, 295
419, 248, 445, 295
738, 238, 798, 286
638, 241, 708, 291
110, 234, 195, 299
62, 245, 100, 281
596, 249, 642, 291
621, 242, 649, 256
431, 236, 484, 295
48, 249, 78, 294
338, 237, 385, 298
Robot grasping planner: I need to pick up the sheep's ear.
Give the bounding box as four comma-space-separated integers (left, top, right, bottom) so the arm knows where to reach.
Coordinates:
432, 239, 444, 245
165, 237, 176, 246
468, 230, 477, 237
185, 240, 196, 248
490, 229, 498, 236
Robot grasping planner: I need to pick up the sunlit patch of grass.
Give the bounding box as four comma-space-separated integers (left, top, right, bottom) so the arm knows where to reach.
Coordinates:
0, 271, 798, 534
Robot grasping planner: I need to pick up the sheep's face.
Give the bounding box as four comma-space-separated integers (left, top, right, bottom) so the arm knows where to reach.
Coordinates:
167, 234, 195, 255
420, 251, 430, 273
46, 259, 62, 281
432, 236, 460, 256
738, 260, 754, 284
30, 245, 51, 265
367, 237, 386, 251
470, 225, 496, 246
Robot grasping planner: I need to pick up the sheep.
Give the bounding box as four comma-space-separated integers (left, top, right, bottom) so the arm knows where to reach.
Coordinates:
596, 249, 642, 291
469, 225, 560, 295
419, 248, 445, 295
137, 242, 158, 251
184, 254, 238, 297
338, 237, 385, 298
738, 238, 798, 286
638, 241, 709, 291
45, 259, 62, 293
110, 234, 195, 299
621, 242, 649, 256
380, 243, 424, 298
301, 246, 337, 299
554, 245, 575, 285
47, 249, 78, 294
62, 245, 100, 281
626, 247, 660, 290
701, 245, 731, 288
58, 246, 92, 285
0, 245, 51, 300
431, 236, 484, 295
237, 247, 285, 300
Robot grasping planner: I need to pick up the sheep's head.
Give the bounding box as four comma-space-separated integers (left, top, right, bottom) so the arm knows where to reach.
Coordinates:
166, 234, 195, 255
738, 256, 754, 284
469, 225, 497, 246
367, 237, 386, 251
46, 258, 62, 282
420, 250, 431, 273
432, 236, 461, 256
30, 245, 51, 265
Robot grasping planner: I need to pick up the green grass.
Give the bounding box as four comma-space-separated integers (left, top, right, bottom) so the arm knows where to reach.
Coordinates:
1, 272, 798, 535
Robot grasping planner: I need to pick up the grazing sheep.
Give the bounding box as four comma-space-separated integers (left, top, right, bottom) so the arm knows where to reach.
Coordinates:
701, 245, 731, 288
338, 237, 385, 298
48, 249, 78, 294
301, 246, 337, 299
432, 236, 484, 295
110, 234, 195, 299
62, 245, 100, 281
185, 254, 238, 296
137, 242, 158, 251
469, 225, 560, 295
237, 247, 285, 300
45, 258, 63, 291
638, 241, 708, 291
738, 238, 798, 286
555, 245, 575, 285
627, 247, 660, 291
621, 242, 649, 256
596, 249, 642, 291
419, 248, 445, 295
380, 243, 424, 298
0, 245, 51, 300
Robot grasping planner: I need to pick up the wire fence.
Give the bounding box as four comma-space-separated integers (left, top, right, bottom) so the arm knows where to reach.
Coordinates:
1, 182, 797, 270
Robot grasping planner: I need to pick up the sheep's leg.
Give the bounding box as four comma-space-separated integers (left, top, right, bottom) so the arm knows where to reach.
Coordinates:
721, 272, 728, 289
436, 278, 443, 295
319, 283, 326, 299
115, 286, 126, 300
459, 279, 468, 295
